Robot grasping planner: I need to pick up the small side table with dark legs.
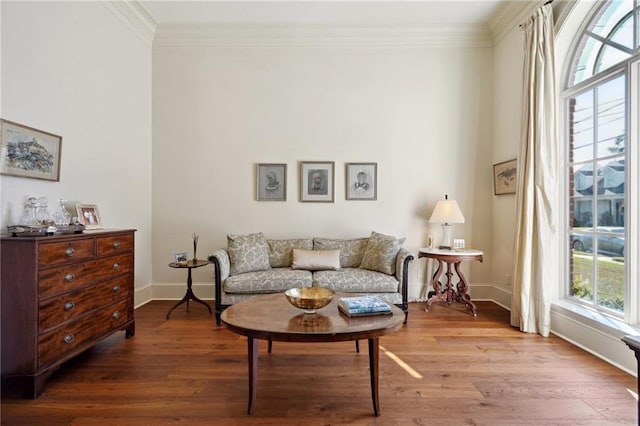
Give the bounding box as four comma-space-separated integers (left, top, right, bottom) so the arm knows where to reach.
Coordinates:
166, 259, 212, 319
419, 248, 483, 316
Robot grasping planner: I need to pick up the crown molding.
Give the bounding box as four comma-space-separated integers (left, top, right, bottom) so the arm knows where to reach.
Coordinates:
100, 0, 157, 46
489, 0, 545, 45
153, 23, 493, 49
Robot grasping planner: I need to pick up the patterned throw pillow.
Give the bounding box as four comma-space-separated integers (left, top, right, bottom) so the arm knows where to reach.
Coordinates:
227, 233, 271, 275
267, 238, 314, 268
359, 231, 405, 275
313, 238, 368, 268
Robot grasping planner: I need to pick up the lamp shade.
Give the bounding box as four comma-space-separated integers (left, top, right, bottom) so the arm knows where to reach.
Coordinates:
429, 195, 465, 224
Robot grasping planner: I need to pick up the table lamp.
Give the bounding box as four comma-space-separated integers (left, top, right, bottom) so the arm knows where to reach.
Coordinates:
429, 194, 465, 249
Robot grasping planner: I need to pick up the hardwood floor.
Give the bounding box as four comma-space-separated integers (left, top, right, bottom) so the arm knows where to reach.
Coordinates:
2, 300, 637, 425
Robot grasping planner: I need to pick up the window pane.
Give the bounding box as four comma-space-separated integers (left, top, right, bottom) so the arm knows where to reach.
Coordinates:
596, 251, 625, 311
569, 91, 594, 163
570, 232, 594, 303
595, 44, 631, 73
590, 0, 633, 43
596, 76, 626, 157
609, 13, 634, 49
572, 35, 602, 85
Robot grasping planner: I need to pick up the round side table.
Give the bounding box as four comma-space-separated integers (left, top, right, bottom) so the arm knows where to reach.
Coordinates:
166, 259, 212, 319
418, 248, 483, 316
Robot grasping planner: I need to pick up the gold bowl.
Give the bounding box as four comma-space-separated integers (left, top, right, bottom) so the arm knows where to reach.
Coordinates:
285, 287, 335, 314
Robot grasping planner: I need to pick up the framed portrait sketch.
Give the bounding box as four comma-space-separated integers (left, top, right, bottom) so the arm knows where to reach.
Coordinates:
346, 162, 377, 200
300, 161, 335, 202
76, 203, 103, 229
0, 119, 62, 181
257, 163, 287, 201
493, 159, 517, 195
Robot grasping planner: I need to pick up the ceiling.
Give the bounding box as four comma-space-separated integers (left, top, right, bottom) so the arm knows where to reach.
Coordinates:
141, 1, 512, 27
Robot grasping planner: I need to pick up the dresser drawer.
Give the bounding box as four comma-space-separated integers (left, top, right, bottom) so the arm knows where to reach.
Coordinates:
97, 233, 134, 256
39, 261, 105, 298
96, 253, 133, 279
38, 298, 132, 369
38, 254, 133, 299
39, 277, 132, 332
38, 238, 95, 268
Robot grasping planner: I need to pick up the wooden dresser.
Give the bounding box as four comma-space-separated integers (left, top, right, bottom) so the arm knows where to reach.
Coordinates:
1, 229, 136, 398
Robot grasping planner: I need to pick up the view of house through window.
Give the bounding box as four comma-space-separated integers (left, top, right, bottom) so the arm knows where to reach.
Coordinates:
564, 0, 638, 316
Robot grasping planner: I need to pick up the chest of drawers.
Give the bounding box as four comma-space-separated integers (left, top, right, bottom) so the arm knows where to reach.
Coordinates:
1, 229, 135, 398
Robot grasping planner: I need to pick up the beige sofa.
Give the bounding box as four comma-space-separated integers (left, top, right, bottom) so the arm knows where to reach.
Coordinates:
208, 231, 414, 325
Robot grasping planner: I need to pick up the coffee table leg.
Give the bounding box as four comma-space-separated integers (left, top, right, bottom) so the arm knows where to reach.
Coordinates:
247, 337, 258, 414
368, 337, 380, 416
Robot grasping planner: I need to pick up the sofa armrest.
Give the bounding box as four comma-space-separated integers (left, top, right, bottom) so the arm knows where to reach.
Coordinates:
395, 248, 414, 322
208, 249, 230, 282
395, 248, 414, 283
208, 249, 231, 325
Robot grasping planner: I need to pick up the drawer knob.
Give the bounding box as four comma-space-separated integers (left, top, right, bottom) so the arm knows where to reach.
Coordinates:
112, 284, 121, 292
64, 301, 75, 311
113, 262, 120, 270
65, 247, 75, 257
113, 241, 121, 249
112, 311, 121, 319
65, 273, 75, 282
63, 334, 75, 344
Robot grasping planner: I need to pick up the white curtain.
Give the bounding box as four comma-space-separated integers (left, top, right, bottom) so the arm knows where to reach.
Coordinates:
510, 4, 559, 337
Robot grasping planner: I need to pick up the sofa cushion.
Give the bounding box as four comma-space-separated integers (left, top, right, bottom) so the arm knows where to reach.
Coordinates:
291, 249, 340, 271
224, 268, 313, 294
227, 232, 271, 275
267, 238, 313, 268
359, 231, 405, 275
313, 238, 368, 268
313, 269, 399, 293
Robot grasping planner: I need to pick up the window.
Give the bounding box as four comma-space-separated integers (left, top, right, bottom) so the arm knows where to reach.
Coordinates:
564, 0, 639, 318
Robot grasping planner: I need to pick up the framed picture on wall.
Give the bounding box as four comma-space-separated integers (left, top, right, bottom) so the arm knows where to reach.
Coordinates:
346, 162, 377, 200
0, 119, 62, 182
256, 163, 287, 201
300, 161, 335, 202
493, 159, 517, 195
76, 203, 103, 229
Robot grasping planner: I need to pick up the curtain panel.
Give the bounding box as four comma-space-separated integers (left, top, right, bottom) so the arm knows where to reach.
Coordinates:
511, 4, 559, 337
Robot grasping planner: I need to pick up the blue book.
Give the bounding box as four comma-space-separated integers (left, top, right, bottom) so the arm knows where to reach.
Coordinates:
338, 296, 391, 317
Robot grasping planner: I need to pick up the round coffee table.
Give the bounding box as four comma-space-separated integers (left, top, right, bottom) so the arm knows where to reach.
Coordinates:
221, 292, 404, 416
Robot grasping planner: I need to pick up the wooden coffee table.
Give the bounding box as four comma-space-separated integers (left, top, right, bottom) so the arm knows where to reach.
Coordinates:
221, 292, 404, 416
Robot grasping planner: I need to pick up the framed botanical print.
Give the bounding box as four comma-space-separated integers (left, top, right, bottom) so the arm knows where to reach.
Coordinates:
257, 163, 287, 201
493, 159, 517, 195
346, 162, 377, 200
0, 119, 62, 181
300, 161, 334, 203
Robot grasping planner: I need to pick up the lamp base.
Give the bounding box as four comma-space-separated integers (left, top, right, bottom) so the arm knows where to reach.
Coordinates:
439, 224, 453, 250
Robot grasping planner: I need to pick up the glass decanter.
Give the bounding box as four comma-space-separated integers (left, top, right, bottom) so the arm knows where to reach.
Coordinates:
53, 199, 71, 227
19, 197, 38, 226
34, 197, 51, 224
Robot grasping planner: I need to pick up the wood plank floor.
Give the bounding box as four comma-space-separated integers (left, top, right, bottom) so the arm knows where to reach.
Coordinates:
2, 301, 637, 425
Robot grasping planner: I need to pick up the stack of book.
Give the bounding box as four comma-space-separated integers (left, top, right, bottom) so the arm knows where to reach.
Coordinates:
337, 295, 392, 317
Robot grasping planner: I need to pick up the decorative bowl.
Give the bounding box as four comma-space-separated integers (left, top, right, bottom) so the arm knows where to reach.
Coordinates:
285, 287, 335, 314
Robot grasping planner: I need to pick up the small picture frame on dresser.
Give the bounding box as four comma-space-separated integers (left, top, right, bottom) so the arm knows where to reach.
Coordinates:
76, 203, 102, 229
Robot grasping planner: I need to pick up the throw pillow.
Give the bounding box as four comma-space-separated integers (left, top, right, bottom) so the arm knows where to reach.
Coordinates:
227, 233, 271, 275
291, 249, 341, 271
267, 238, 314, 268
313, 238, 368, 268
359, 231, 405, 275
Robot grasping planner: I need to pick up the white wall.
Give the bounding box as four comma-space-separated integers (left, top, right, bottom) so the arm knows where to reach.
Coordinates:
491, 26, 522, 304
0, 1, 153, 302
152, 38, 494, 299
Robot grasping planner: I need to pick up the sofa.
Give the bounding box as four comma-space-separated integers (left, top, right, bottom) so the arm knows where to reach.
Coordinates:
208, 231, 414, 325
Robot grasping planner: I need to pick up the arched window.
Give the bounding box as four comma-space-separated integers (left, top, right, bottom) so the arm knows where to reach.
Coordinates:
563, 0, 639, 318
